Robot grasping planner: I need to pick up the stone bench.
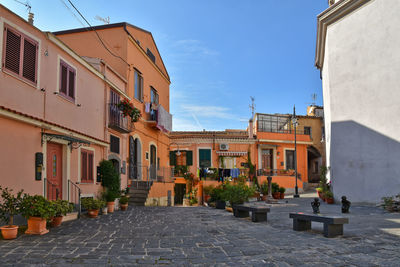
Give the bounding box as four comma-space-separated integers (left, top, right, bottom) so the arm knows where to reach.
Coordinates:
289, 212, 349, 238
233, 204, 270, 222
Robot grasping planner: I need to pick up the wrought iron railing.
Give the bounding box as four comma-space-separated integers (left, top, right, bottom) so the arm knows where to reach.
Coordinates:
68, 180, 81, 218
44, 178, 59, 201
108, 103, 133, 133
256, 169, 296, 176
130, 164, 174, 184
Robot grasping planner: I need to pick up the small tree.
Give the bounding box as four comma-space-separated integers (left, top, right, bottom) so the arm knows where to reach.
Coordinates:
100, 160, 120, 196
0, 186, 23, 226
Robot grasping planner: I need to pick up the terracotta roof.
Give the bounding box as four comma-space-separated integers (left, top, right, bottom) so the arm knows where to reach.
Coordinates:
0, 105, 108, 144
170, 130, 249, 140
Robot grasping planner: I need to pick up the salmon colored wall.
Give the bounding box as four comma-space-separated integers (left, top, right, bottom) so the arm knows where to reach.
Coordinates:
0, 117, 43, 195
257, 176, 304, 189
147, 182, 174, 198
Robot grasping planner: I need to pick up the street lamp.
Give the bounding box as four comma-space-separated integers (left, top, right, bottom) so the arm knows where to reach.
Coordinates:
170, 142, 181, 156
292, 105, 300, 198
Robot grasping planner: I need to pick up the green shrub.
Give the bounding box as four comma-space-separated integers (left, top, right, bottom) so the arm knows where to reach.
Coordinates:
324, 191, 333, 198
81, 198, 103, 210
119, 196, 129, 205
104, 189, 120, 202
20, 195, 56, 220
224, 183, 255, 205
100, 160, 120, 194
203, 185, 214, 196
210, 186, 226, 202
51, 200, 74, 217
279, 187, 286, 194
260, 181, 269, 195
271, 183, 280, 194
0, 186, 24, 225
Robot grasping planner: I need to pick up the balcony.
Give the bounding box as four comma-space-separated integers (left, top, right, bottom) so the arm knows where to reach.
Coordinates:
108, 103, 134, 133
144, 104, 172, 133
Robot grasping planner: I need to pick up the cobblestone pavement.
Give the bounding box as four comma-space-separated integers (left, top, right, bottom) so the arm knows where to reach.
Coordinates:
1, 195, 400, 266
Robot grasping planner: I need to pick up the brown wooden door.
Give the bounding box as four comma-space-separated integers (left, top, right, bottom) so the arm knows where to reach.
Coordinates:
261, 149, 273, 170
46, 142, 63, 200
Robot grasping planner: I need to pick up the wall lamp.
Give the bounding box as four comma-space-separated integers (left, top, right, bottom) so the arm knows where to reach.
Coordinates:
170, 142, 181, 156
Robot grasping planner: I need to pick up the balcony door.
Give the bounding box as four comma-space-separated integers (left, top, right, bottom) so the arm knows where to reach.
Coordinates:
261, 149, 273, 170
110, 90, 120, 126
150, 145, 157, 180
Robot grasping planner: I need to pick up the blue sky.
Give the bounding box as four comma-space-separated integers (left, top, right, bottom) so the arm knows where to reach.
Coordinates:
2, 0, 328, 131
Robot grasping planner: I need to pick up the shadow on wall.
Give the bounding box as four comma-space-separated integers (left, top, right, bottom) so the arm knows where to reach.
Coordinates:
331, 120, 400, 203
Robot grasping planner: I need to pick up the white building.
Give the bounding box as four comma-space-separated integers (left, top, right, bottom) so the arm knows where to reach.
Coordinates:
316, 0, 400, 203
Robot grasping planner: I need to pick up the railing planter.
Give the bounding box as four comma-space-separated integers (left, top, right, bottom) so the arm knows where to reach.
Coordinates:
117, 99, 141, 122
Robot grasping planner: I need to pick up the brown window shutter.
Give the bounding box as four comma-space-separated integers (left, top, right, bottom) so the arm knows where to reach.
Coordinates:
4, 28, 21, 75
22, 39, 37, 82
81, 151, 87, 181
60, 63, 68, 95
88, 153, 94, 182
140, 75, 144, 101
68, 69, 75, 99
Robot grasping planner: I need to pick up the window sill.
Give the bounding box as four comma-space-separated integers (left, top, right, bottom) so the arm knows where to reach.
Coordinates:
2, 68, 38, 89
57, 93, 76, 104
79, 181, 95, 184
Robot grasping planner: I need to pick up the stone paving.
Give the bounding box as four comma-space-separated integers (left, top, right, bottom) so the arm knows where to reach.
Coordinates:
1, 194, 400, 266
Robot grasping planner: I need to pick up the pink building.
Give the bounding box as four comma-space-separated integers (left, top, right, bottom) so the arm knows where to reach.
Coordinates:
0, 5, 130, 208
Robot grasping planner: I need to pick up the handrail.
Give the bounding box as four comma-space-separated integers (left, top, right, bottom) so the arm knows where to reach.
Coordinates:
68, 180, 81, 218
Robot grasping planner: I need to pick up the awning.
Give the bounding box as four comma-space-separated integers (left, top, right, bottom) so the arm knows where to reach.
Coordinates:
216, 151, 247, 156
42, 133, 90, 149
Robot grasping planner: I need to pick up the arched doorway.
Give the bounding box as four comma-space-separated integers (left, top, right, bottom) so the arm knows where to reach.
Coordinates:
150, 144, 157, 180
108, 155, 121, 175
129, 136, 142, 180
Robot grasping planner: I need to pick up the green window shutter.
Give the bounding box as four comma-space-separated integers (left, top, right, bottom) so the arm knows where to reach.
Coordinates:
186, 151, 193, 166
169, 151, 176, 166
199, 149, 211, 168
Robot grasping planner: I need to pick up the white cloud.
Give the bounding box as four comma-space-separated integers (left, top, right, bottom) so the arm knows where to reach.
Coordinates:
172, 117, 202, 131
172, 39, 219, 56
181, 104, 234, 120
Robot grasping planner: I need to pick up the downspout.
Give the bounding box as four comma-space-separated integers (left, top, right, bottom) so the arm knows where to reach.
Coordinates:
101, 60, 108, 160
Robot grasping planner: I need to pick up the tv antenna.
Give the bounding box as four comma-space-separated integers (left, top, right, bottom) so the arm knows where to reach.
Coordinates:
311, 93, 317, 105
95, 15, 110, 24
249, 96, 256, 119
12, 0, 31, 12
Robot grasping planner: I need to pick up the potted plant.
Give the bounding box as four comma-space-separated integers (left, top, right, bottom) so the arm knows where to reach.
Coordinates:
325, 191, 334, 204
101, 200, 108, 215
116, 99, 141, 122
316, 187, 323, 199
105, 190, 119, 213
0, 186, 23, 240
119, 196, 129, 211
81, 198, 102, 218
203, 185, 214, 203
20, 195, 55, 235
210, 186, 226, 209
279, 187, 286, 199
50, 200, 74, 227
260, 181, 269, 201
224, 182, 255, 215
271, 183, 280, 199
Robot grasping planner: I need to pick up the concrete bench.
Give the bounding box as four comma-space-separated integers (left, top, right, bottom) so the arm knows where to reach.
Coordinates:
289, 212, 349, 238
233, 204, 270, 222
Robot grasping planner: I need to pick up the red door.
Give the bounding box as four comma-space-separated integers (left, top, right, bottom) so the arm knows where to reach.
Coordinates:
261, 149, 273, 170
46, 143, 63, 200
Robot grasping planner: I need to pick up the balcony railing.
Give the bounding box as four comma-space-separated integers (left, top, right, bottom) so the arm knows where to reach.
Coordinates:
256, 169, 297, 176
129, 164, 174, 183
108, 103, 133, 133
257, 126, 311, 135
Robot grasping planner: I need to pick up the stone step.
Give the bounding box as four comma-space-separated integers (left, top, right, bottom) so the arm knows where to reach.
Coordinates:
130, 202, 145, 206
62, 212, 79, 222
130, 196, 147, 203
130, 189, 150, 194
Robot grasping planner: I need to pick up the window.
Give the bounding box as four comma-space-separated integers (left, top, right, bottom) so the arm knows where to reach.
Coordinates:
150, 86, 159, 105
59, 60, 76, 100
170, 150, 193, 166
110, 135, 120, 154
134, 70, 143, 101
81, 150, 94, 183
146, 48, 156, 63
199, 149, 211, 168
285, 150, 295, 170
3, 25, 38, 84
304, 126, 312, 137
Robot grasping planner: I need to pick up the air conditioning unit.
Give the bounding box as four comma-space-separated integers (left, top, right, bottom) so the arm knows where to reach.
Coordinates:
219, 143, 229, 151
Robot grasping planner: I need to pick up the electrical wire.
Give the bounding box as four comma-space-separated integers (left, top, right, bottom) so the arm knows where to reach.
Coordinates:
12, 0, 31, 12
59, 0, 86, 28
66, 0, 130, 67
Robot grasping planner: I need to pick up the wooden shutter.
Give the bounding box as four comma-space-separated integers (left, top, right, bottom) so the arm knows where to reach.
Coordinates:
22, 38, 37, 82
88, 153, 93, 182
60, 63, 68, 95
169, 151, 176, 166
81, 151, 87, 181
186, 151, 193, 166
140, 75, 144, 101
68, 69, 75, 98
4, 28, 21, 75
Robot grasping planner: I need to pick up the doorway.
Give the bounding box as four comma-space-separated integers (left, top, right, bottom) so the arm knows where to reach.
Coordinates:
261, 149, 273, 170
46, 142, 63, 200
174, 184, 186, 205
150, 144, 156, 180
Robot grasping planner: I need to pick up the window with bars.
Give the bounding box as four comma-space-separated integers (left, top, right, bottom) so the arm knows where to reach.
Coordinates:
59, 60, 76, 101
110, 135, 120, 154
81, 150, 94, 183
285, 150, 295, 170
3, 25, 38, 84
134, 70, 143, 101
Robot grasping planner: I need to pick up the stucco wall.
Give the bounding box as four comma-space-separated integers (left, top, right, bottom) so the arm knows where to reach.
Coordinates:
322, 0, 400, 202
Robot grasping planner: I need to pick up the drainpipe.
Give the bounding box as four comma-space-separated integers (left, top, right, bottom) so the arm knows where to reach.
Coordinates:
101, 60, 108, 160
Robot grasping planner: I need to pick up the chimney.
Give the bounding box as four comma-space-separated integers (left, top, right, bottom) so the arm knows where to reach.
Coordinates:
248, 119, 254, 139
28, 12, 34, 25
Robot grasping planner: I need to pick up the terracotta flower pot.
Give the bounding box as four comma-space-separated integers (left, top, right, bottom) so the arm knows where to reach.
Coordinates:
88, 209, 99, 218
107, 201, 115, 213
0, 225, 18, 240
51, 216, 63, 227
25, 217, 49, 235
204, 195, 210, 203
120, 203, 128, 211
326, 198, 334, 204
261, 195, 267, 201
280, 193, 285, 199
272, 192, 280, 199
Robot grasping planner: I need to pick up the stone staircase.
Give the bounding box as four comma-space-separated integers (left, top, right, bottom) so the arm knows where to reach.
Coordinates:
129, 181, 153, 206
